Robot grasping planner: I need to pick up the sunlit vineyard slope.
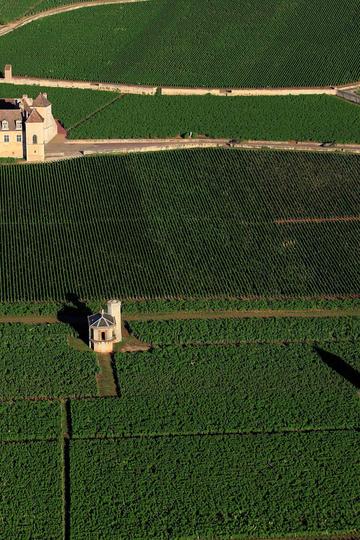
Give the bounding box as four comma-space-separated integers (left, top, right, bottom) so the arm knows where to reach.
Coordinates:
0, 149, 359, 301
1, 0, 360, 87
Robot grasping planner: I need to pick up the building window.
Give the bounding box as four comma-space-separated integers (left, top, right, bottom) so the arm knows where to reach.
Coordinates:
4, 135, 9, 143
2, 120, 9, 131
32, 134, 38, 144
16, 134, 22, 143
16, 121, 22, 130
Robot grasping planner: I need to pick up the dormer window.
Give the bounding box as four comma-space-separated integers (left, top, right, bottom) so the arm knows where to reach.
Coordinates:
16, 120, 22, 130
2, 120, 9, 131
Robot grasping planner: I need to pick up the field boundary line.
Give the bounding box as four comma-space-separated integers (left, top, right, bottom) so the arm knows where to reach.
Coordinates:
0, 308, 360, 326
67, 94, 124, 132
60, 399, 71, 540
71, 426, 360, 442
276, 215, 360, 224
0, 0, 150, 35
2, 74, 360, 97
141, 336, 360, 349
1, 72, 360, 97
1, 426, 358, 445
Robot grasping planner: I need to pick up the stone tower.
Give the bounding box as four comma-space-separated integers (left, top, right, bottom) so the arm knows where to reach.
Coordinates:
107, 300, 122, 342
25, 109, 45, 162
32, 93, 57, 143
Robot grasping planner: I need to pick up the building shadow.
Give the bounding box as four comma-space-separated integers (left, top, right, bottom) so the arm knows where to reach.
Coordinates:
314, 346, 360, 389
57, 293, 92, 344
0, 99, 19, 110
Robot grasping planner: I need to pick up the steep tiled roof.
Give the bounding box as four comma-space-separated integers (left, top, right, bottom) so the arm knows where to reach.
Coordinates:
26, 109, 44, 123
0, 109, 22, 131
32, 93, 51, 107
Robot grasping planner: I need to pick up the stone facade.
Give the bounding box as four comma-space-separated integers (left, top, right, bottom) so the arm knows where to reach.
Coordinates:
0, 91, 57, 162
88, 302, 122, 354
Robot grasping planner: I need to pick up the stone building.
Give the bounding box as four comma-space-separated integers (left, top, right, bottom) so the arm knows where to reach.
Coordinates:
88, 300, 122, 354
0, 91, 57, 162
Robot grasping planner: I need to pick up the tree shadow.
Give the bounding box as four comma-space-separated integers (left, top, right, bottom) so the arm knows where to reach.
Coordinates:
314, 346, 360, 389
57, 293, 92, 344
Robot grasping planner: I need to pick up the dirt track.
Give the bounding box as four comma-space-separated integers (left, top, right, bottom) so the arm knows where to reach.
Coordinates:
0, 0, 149, 36
1, 308, 359, 325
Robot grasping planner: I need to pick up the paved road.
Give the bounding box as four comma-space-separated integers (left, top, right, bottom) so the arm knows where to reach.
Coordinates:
45, 137, 360, 161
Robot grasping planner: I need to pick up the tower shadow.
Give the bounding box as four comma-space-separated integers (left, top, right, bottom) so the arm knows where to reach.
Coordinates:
314, 346, 360, 389
57, 293, 92, 344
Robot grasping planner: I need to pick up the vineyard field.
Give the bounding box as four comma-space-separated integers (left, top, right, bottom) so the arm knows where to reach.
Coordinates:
0, 400, 60, 440
2, 85, 359, 143
0, 0, 102, 23
1, 0, 359, 87
0, 324, 98, 398
69, 94, 360, 144
70, 432, 360, 539
70, 343, 360, 438
0, 149, 360, 301
129, 316, 360, 345
0, 441, 63, 538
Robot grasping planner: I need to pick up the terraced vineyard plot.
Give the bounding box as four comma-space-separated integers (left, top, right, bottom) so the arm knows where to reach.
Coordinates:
70, 94, 360, 144
1, 0, 360, 87
0, 441, 62, 539
0, 150, 360, 301
0, 324, 98, 398
70, 432, 360, 539
0, 400, 61, 441
71, 343, 360, 437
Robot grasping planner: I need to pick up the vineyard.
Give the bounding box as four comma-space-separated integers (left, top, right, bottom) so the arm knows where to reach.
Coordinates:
0, 324, 98, 398
0, 149, 359, 301
69, 433, 359, 539
68, 94, 360, 144
2, 83, 360, 143
70, 342, 360, 437
1, 0, 359, 87
129, 316, 360, 345
0, 311, 359, 538
0, 441, 63, 538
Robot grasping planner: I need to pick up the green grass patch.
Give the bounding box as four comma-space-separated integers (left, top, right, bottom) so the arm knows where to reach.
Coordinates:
71, 343, 360, 437
70, 432, 360, 539
0, 400, 61, 441
69, 94, 360, 143
0, 150, 360, 301
0, 324, 98, 398
0, 440, 62, 538
1, 0, 360, 87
